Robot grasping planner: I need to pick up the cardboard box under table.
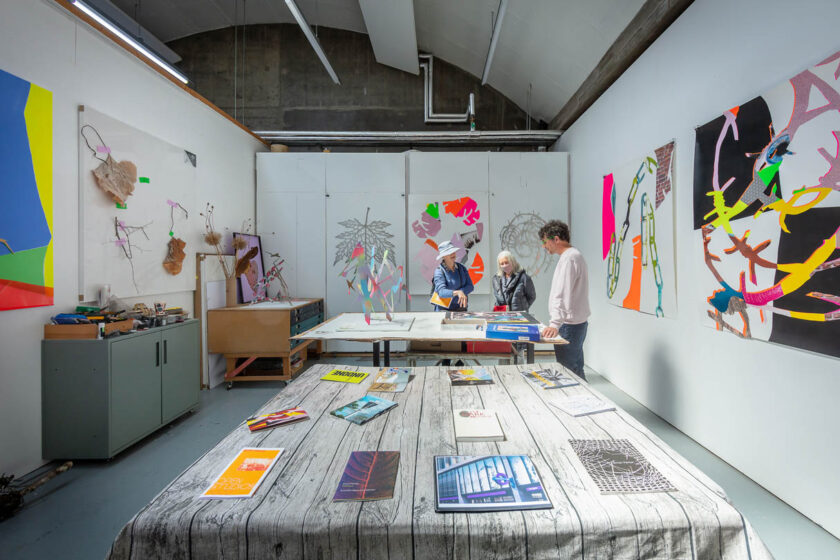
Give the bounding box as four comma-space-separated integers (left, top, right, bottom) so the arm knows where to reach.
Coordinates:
207, 299, 323, 386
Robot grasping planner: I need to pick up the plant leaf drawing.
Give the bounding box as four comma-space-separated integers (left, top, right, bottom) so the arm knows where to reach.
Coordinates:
334, 207, 395, 266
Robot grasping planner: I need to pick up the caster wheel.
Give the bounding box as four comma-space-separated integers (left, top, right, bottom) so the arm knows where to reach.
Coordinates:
226, 382, 233, 390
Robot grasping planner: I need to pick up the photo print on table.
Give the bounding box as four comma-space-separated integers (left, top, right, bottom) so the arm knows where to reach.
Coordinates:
569, 439, 676, 494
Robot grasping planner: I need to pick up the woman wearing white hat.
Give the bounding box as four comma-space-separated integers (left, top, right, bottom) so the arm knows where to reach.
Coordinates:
431, 241, 474, 312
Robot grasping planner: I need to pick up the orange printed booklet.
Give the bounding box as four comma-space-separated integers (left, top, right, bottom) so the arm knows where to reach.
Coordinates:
200, 447, 284, 499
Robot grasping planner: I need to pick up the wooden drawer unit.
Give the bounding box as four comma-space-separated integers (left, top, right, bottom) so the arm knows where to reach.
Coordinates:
206, 299, 324, 385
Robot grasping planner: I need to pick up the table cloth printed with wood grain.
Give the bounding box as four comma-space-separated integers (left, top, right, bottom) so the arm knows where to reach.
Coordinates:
109, 363, 771, 559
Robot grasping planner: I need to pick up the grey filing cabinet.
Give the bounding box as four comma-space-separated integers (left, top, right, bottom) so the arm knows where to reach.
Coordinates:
42, 319, 200, 459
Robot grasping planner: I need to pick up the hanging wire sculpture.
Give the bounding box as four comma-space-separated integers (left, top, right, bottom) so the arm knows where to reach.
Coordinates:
80, 124, 137, 205
200, 202, 232, 278
114, 216, 151, 293
251, 251, 293, 304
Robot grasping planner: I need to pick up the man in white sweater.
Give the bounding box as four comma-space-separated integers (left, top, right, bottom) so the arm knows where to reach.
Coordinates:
538, 220, 590, 379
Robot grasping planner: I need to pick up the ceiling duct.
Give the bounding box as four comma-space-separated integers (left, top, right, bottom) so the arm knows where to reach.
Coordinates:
419, 54, 474, 124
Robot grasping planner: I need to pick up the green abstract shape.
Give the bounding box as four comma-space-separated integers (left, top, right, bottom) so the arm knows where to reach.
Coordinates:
424, 202, 439, 219
0, 245, 47, 285
757, 162, 781, 187
139, 177, 150, 183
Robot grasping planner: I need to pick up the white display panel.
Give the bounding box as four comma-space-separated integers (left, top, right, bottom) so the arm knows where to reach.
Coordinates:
489, 152, 569, 325
79, 105, 197, 299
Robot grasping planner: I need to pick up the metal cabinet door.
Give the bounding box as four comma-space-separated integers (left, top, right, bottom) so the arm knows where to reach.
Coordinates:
161, 322, 200, 423
110, 332, 162, 453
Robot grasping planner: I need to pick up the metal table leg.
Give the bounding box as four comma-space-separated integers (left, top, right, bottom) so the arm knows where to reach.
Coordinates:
526, 344, 535, 364
373, 341, 380, 366
383, 340, 390, 366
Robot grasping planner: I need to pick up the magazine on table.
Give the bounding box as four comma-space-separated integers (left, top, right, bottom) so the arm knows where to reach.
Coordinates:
368, 367, 410, 392
520, 368, 580, 390
333, 451, 400, 501
246, 408, 309, 431
330, 395, 398, 425
549, 395, 615, 417
321, 368, 370, 384
434, 455, 552, 512
453, 409, 505, 442
447, 368, 493, 385
200, 447, 284, 499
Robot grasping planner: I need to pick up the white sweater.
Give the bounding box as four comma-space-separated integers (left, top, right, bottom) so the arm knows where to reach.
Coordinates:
548, 246, 590, 327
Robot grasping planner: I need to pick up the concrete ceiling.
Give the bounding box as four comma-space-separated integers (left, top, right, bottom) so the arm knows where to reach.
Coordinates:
107, 0, 646, 123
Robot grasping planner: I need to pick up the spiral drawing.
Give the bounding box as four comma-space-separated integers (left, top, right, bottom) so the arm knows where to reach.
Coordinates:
498, 212, 554, 276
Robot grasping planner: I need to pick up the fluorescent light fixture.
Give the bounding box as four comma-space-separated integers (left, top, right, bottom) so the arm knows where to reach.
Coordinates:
72, 0, 189, 84
284, 0, 341, 85
481, 0, 508, 85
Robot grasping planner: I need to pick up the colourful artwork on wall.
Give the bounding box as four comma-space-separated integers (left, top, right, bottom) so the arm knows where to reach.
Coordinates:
602, 141, 676, 317
0, 68, 53, 311
408, 193, 488, 294
693, 49, 840, 359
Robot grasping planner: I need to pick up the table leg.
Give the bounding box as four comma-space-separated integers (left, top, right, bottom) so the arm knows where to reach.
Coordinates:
526, 344, 535, 364
373, 341, 380, 367
384, 340, 390, 366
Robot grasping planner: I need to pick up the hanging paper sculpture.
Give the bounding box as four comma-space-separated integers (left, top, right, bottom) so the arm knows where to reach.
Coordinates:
0, 68, 53, 311
340, 243, 408, 324
602, 141, 676, 317
693, 49, 840, 359
81, 125, 136, 205
162, 199, 188, 275
408, 194, 488, 293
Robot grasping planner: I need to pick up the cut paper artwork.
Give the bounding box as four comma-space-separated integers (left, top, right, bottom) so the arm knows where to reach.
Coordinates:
408, 193, 488, 294
340, 243, 408, 324
0, 68, 53, 311
602, 141, 676, 317
693, 49, 840, 359
499, 212, 554, 277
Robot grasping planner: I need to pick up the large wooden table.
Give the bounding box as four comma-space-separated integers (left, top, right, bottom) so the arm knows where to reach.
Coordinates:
109, 363, 770, 559
292, 312, 567, 365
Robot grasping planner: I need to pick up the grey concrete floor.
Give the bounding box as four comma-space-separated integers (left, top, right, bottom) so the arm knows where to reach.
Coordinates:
0, 358, 837, 559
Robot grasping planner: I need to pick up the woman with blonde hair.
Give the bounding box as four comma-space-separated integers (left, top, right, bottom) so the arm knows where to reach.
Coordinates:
492, 250, 536, 312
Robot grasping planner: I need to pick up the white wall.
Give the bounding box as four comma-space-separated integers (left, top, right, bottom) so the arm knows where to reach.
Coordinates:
556, 0, 840, 537
0, 0, 265, 477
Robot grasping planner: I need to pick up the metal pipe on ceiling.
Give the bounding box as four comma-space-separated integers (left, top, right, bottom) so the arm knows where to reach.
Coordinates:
251, 130, 561, 147
418, 54, 473, 124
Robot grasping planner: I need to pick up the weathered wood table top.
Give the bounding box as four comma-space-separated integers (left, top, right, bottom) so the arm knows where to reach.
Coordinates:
292, 312, 568, 344
109, 363, 771, 559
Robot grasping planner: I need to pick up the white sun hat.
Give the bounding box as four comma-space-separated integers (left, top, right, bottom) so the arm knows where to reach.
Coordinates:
436, 241, 459, 259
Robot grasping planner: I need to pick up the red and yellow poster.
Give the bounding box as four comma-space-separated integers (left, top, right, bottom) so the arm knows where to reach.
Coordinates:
201, 448, 284, 499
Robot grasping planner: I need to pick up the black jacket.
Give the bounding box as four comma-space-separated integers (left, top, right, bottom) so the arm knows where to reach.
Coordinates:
492, 270, 536, 311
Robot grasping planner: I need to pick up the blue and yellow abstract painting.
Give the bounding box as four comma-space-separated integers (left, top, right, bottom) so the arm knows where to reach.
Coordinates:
0, 67, 53, 310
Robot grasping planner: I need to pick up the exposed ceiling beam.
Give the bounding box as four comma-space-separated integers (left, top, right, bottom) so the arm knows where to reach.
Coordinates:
481, 0, 507, 85
284, 0, 341, 84
358, 0, 419, 74
549, 0, 694, 131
